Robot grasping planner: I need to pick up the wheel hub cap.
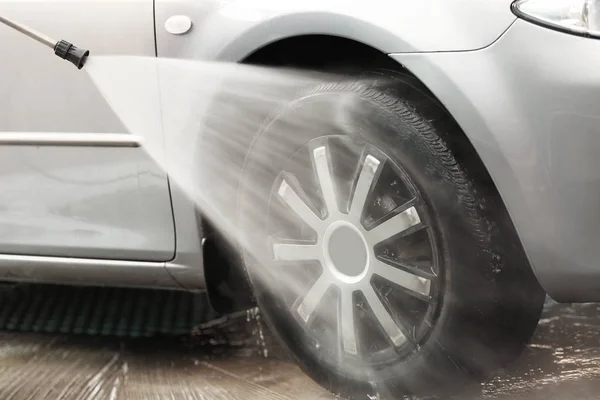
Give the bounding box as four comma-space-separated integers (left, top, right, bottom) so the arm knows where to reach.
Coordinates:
267, 137, 440, 362
324, 222, 369, 281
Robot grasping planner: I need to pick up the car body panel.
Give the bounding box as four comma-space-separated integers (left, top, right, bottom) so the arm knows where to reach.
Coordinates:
391, 19, 600, 302
0, 144, 175, 261
0, 253, 177, 289
154, 0, 516, 61
0, 0, 177, 263
80, 55, 208, 289
164, 182, 205, 290
1, 0, 599, 302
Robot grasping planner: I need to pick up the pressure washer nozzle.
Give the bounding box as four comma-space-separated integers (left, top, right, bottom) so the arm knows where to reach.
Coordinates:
54, 40, 89, 70
0, 15, 90, 70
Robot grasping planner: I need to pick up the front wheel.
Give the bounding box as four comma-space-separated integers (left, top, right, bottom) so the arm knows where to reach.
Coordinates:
237, 78, 545, 398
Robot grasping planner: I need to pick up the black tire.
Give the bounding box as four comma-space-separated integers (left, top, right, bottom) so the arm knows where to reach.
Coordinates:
237, 76, 545, 398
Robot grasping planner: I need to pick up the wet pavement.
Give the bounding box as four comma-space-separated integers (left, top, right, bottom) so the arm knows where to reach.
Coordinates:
0, 300, 599, 399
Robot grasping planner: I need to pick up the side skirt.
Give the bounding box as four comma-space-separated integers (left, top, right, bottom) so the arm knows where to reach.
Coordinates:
0, 253, 184, 290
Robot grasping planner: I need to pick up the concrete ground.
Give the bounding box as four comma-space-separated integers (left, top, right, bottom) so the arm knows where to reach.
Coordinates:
0, 300, 598, 400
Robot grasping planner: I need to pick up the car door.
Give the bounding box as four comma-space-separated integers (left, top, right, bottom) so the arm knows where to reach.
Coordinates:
0, 0, 175, 262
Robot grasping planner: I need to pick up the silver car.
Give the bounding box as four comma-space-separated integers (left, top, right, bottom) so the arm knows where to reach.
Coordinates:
0, 0, 598, 397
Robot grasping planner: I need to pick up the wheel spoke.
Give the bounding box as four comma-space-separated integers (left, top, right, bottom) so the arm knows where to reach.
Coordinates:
373, 259, 431, 297
362, 286, 406, 347
278, 178, 323, 232
349, 155, 381, 219
339, 289, 358, 355
367, 206, 421, 244
272, 242, 321, 261
295, 276, 330, 324
313, 146, 339, 218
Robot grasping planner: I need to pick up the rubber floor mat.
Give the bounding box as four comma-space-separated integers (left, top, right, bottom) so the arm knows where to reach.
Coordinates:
0, 284, 220, 336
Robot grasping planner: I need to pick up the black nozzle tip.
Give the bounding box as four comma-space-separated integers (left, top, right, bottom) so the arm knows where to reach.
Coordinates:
54, 39, 90, 70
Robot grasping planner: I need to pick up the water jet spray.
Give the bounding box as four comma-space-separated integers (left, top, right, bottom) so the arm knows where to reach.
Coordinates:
0, 14, 89, 69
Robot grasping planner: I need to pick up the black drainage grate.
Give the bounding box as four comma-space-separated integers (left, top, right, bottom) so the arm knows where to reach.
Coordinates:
0, 284, 220, 337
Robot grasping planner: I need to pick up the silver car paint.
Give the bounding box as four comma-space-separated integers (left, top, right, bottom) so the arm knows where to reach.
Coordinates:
0, 1, 177, 262
165, 182, 206, 290
392, 19, 600, 302
0, 253, 176, 289
154, 0, 517, 60
0, 144, 175, 261
2, 0, 598, 302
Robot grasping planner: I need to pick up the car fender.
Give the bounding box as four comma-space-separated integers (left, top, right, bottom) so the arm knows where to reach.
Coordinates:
155, 0, 517, 61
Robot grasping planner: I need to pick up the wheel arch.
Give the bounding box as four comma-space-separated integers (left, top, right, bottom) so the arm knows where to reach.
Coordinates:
214, 11, 410, 63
